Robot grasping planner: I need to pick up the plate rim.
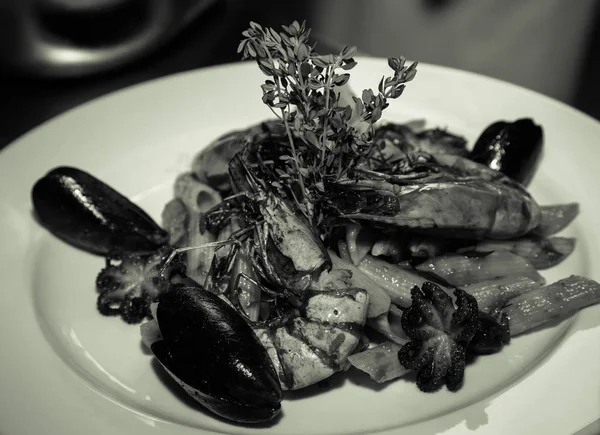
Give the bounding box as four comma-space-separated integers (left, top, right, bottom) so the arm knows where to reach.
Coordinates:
4, 57, 600, 155
2, 57, 600, 435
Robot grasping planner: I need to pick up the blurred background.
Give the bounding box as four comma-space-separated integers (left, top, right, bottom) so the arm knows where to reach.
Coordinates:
1, 0, 600, 150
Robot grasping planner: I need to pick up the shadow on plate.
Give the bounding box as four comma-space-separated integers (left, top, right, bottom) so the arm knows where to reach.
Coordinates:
346, 366, 417, 393
139, 338, 153, 355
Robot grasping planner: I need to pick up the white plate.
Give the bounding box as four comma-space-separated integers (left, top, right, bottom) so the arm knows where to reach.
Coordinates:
1, 58, 600, 435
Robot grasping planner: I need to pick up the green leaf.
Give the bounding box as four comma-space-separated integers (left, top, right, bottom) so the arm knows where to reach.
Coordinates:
308, 78, 323, 90
404, 62, 418, 81
257, 62, 273, 76
343, 105, 353, 121
259, 58, 273, 68
392, 85, 405, 99
312, 57, 328, 68
304, 130, 320, 148
262, 91, 275, 104
254, 44, 267, 59
261, 82, 276, 92
362, 89, 374, 104
243, 20, 418, 192
315, 54, 335, 66
398, 56, 406, 70
405, 69, 417, 82
341, 60, 357, 70
280, 32, 291, 46
271, 30, 282, 43
353, 96, 365, 115
333, 73, 350, 86
330, 116, 343, 130
341, 46, 357, 59
300, 61, 312, 79
297, 43, 310, 61
326, 153, 336, 167
247, 43, 257, 58
304, 25, 311, 40
371, 106, 382, 123
287, 47, 295, 60
258, 59, 274, 75
289, 91, 302, 106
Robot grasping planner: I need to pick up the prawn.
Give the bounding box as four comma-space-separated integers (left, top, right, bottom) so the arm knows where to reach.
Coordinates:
322, 153, 541, 239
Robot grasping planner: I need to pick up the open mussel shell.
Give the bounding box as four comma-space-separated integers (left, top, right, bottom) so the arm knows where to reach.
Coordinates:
31, 166, 169, 255
149, 285, 283, 424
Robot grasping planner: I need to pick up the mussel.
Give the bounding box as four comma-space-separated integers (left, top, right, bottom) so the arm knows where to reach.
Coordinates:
143, 285, 283, 423
470, 118, 543, 186
32, 166, 169, 255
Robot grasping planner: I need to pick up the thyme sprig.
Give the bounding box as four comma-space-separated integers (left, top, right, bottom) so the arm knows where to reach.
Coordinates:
238, 21, 417, 219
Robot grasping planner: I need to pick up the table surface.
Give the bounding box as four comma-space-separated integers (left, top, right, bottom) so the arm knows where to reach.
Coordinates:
2, 0, 600, 153
0, 1, 314, 151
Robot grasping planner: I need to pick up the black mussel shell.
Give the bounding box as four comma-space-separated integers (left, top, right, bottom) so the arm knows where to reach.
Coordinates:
32, 166, 168, 255
152, 286, 283, 423
470, 118, 543, 186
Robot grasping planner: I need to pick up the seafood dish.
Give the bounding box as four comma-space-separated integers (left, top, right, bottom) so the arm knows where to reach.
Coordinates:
30, 21, 600, 425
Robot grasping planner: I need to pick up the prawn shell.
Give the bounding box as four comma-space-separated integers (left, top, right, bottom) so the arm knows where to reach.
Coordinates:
260, 193, 332, 282
194, 120, 285, 193
151, 285, 283, 423
192, 131, 247, 193
227, 152, 332, 290
331, 168, 540, 240
32, 166, 168, 255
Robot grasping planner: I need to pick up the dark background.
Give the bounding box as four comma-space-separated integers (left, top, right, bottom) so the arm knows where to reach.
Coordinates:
1, 0, 600, 151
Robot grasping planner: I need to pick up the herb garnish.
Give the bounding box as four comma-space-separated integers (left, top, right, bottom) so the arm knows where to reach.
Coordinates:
238, 21, 417, 221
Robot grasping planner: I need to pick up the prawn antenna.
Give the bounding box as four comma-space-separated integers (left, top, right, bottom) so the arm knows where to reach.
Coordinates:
160, 240, 240, 278
160, 225, 255, 278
